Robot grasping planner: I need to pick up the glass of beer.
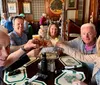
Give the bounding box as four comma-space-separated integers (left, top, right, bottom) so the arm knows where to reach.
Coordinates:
32, 35, 44, 46
32, 35, 40, 40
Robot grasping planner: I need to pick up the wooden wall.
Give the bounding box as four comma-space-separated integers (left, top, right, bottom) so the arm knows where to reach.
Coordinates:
1, 0, 87, 23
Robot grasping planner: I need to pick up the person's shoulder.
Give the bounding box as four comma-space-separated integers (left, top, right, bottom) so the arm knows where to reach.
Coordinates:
69, 37, 81, 42
1, 19, 4, 21
8, 31, 16, 37
68, 37, 82, 45
5, 21, 11, 25
75, 37, 82, 41
22, 32, 27, 38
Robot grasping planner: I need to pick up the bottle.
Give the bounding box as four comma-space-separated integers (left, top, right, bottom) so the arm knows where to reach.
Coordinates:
40, 52, 47, 74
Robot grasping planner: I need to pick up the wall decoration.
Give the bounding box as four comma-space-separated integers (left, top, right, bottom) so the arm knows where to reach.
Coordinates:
23, 2, 31, 13
8, 3, 16, 13
67, 0, 78, 10
50, 0, 64, 14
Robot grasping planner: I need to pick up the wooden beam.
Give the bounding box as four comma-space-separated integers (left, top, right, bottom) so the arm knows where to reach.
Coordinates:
61, 0, 66, 41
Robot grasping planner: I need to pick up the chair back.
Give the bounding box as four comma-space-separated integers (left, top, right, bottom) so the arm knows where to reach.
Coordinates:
67, 19, 80, 40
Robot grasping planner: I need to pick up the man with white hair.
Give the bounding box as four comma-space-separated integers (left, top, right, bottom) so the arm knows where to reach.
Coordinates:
39, 13, 47, 26
67, 23, 97, 73
68, 23, 97, 54
57, 23, 97, 84
56, 23, 99, 84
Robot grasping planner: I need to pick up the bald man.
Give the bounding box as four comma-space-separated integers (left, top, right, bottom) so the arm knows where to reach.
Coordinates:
0, 30, 40, 84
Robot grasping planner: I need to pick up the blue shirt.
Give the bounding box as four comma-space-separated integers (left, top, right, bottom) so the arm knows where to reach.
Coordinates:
67, 37, 96, 54
9, 31, 28, 46
4, 21, 13, 32
1, 19, 8, 26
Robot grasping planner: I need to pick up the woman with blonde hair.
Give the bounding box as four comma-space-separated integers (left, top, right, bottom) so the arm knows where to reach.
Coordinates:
47, 23, 63, 46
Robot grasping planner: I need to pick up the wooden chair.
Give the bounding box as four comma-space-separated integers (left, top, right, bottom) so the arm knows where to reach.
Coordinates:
67, 19, 80, 41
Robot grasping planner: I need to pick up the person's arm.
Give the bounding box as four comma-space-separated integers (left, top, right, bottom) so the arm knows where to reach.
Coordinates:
57, 43, 98, 64
72, 80, 87, 85
5, 39, 40, 67
4, 48, 26, 67
67, 37, 82, 49
5, 47, 40, 72
5, 53, 30, 72
10, 45, 24, 53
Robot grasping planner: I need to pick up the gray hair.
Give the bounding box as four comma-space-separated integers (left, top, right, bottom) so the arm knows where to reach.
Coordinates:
81, 23, 96, 31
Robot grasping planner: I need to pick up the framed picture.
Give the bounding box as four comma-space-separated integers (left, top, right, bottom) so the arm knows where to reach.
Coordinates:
23, 2, 31, 13
50, 0, 64, 14
8, 3, 16, 13
67, 0, 78, 10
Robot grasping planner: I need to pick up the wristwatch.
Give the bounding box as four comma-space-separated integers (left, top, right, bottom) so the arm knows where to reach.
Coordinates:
21, 46, 27, 52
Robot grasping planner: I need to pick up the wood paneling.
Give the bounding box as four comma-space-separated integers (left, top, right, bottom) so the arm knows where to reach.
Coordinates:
89, 0, 98, 25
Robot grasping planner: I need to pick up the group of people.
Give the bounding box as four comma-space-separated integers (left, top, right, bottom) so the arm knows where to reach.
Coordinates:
1, 13, 13, 33
0, 13, 29, 34
0, 13, 30, 53
0, 12, 100, 85
57, 23, 98, 85
38, 22, 100, 85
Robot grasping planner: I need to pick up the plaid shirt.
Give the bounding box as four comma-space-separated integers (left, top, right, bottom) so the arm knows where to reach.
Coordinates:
9, 31, 28, 46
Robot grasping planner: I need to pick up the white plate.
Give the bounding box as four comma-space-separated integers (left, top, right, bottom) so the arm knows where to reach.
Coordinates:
14, 79, 47, 85
3, 67, 27, 85
59, 55, 82, 68
55, 70, 86, 85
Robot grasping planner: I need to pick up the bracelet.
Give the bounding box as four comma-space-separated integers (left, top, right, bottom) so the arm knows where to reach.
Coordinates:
21, 46, 27, 52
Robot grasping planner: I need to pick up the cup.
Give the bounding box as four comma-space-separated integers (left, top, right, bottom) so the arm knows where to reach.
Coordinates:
32, 35, 44, 46
32, 35, 40, 40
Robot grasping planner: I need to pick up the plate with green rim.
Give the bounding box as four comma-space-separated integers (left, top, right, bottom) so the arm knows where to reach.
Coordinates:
59, 55, 82, 68
55, 70, 86, 85
13, 79, 47, 85
3, 67, 27, 85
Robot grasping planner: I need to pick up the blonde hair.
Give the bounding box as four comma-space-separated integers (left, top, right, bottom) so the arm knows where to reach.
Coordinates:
47, 23, 60, 39
96, 36, 100, 56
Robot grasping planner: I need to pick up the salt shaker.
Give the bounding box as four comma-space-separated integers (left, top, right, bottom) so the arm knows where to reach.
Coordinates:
48, 60, 56, 72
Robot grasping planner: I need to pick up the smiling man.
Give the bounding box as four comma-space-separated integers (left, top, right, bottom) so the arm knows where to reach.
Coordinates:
8, 16, 28, 53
